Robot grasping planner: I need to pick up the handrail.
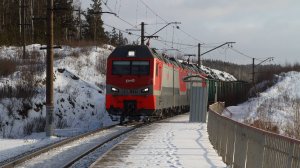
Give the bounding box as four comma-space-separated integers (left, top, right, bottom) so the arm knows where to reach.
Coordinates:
207, 102, 300, 168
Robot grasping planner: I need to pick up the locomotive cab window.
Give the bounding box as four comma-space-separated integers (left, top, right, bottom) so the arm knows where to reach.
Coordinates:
112, 60, 149, 75
112, 61, 131, 75
131, 61, 149, 75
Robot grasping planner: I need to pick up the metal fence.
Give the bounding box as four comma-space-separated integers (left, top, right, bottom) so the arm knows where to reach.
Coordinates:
207, 102, 300, 168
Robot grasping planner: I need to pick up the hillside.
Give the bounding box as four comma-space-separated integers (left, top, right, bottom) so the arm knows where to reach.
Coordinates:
0, 45, 113, 138
225, 71, 300, 138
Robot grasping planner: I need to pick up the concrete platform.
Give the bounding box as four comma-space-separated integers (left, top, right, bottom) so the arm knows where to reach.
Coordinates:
91, 113, 226, 168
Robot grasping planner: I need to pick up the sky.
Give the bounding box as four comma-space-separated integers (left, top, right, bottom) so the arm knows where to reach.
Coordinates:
80, 0, 300, 65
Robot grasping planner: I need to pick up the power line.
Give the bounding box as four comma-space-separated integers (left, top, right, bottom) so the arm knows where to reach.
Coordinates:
142, 5, 204, 45
230, 47, 254, 59
102, 0, 205, 55
139, 0, 168, 23
101, 0, 137, 28
103, 23, 140, 37
177, 27, 202, 43
153, 38, 196, 47
178, 45, 198, 51
230, 47, 268, 62
143, 22, 170, 25
135, 0, 139, 26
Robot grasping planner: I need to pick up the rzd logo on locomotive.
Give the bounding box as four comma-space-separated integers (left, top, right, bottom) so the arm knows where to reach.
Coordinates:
126, 79, 135, 83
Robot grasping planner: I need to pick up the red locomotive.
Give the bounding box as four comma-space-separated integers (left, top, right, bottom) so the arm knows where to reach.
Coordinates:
105, 45, 205, 122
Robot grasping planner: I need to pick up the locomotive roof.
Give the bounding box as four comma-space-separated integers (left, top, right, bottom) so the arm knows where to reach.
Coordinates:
109, 45, 154, 58
110, 45, 203, 73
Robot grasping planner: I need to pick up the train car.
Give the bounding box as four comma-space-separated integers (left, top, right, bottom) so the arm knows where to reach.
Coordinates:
207, 80, 250, 106
105, 45, 203, 122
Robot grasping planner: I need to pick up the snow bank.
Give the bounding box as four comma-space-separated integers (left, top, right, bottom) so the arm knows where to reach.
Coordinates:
226, 71, 300, 137
0, 45, 113, 138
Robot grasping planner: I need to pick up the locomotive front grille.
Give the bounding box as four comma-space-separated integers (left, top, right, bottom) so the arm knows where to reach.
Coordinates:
129, 89, 139, 94
120, 89, 139, 95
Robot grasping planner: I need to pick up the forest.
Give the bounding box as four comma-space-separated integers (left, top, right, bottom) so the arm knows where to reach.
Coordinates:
0, 0, 128, 46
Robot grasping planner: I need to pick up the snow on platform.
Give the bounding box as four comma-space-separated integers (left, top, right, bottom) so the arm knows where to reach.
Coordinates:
92, 113, 226, 168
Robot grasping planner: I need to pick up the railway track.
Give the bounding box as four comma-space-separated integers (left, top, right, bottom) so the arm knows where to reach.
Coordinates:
62, 122, 146, 168
0, 121, 146, 168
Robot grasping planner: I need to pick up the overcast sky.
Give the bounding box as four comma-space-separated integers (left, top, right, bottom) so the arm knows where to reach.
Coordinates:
81, 0, 300, 65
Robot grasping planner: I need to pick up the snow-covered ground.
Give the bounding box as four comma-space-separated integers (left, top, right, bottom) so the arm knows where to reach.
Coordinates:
0, 44, 115, 163
0, 45, 113, 137
15, 125, 133, 168
93, 113, 226, 168
0, 133, 64, 163
225, 71, 300, 138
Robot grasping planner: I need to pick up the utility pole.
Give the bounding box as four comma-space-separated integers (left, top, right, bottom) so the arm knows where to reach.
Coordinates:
78, 8, 82, 40
252, 57, 273, 86
22, 0, 25, 58
198, 42, 235, 65
141, 22, 145, 45
252, 58, 255, 85
46, 0, 54, 137
30, 0, 34, 43
19, 0, 32, 59
20, 0, 27, 59
198, 43, 201, 66
143, 21, 180, 45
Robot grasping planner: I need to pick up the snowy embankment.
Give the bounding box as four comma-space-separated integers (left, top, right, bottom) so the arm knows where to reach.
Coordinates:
225, 71, 300, 138
0, 45, 115, 162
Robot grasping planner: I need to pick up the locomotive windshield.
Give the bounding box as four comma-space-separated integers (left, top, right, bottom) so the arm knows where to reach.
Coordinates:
112, 60, 150, 75
112, 61, 131, 75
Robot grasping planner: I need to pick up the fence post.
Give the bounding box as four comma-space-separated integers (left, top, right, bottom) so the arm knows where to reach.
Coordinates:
245, 128, 265, 168
288, 142, 295, 168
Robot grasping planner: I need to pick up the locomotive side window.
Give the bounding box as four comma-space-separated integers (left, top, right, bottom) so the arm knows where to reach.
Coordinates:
112, 61, 130, 75
131, 61, 149, 75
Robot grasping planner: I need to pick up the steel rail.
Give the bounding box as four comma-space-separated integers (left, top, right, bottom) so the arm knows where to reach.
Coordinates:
0, 124, 119, 168
61, 122, 147, 168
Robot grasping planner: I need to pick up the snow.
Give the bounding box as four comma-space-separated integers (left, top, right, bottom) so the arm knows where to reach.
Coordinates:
200, 65, 236, 81
0, 133, 63, 163
0, 44, 114, 163
71, 133, 130, 168
93, 114, 226, 168
225, 71, 300, 136
15, 126, 132, 168
0, 44, 113, 137
173, 59, 236, 81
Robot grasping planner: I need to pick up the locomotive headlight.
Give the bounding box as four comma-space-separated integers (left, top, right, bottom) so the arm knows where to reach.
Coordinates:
128, 51, 135, 57
111, 87, 119, 92
141, 87, 149, 93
